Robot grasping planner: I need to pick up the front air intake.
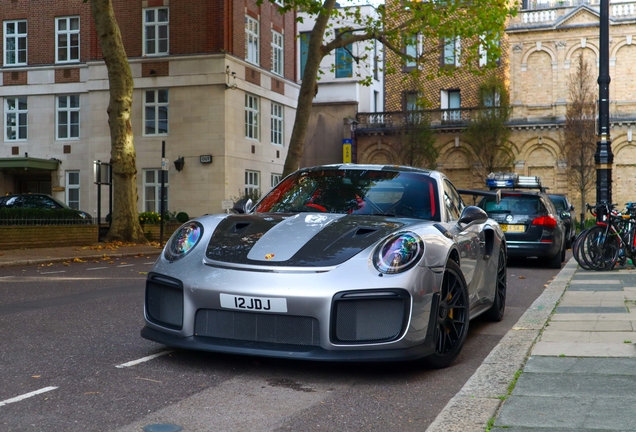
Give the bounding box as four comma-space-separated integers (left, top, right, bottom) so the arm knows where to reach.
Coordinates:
146, 274, 183, 330
331, 290, 410, 343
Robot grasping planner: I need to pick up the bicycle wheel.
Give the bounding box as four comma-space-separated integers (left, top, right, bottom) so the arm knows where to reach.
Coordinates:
581, 226, 619, 271
573, 228, 593, 270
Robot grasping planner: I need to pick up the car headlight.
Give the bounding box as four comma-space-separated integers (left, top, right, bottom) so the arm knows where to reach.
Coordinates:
373, 232, 424, 274
165, 222, 203, 262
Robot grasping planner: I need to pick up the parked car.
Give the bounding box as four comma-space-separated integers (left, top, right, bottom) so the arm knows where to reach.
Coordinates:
478, 173, 566, 269
0, 193, 92, 222
141, 164, 507, 368
549, 193, 576, 249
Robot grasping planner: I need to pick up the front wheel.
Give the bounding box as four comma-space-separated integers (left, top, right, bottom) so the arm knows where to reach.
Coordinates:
423, 260, 469, 369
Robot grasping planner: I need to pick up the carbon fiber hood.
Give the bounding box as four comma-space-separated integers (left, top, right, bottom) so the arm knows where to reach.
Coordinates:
205, 213, 406, 267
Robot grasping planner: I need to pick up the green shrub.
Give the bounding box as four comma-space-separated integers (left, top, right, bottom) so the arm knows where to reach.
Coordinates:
0, 207, 90, 225
176, 212, 189, 223
139, 211, 162, 224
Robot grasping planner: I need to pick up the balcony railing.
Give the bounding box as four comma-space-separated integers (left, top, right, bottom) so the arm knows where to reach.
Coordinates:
356, 108, 477, 130
517, 0, 635, 26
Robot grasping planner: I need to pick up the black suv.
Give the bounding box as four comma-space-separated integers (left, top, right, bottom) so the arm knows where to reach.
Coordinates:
548, 194, 576, 249
478, 173, 566, 268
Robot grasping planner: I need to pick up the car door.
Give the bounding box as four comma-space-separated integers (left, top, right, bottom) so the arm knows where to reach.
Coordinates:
442, 179, 485, 302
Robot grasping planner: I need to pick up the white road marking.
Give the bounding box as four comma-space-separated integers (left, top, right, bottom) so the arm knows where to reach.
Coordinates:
0, 275, 15, 279
39, 271, 66, 275
144, 262, 155, 265
0, 387, 58, 407
117, 264, 134, 268
115, 350, 173, 369
86, 267, 108, 271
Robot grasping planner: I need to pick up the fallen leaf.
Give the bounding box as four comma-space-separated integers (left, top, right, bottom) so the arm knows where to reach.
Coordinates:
519, 276, 526, 279
73, 258, 86, 263
63, 262, 70, 266
139, 271, 148, 275
120, 262, 127, 265
135, 377, 162, 383
32, 375, 41, 378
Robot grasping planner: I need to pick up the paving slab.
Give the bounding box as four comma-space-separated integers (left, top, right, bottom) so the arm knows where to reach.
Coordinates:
555, 306, 628, 313
569, 279, 622, 284
567, 285, 625, 291
545, 320, 634, 331
512, 370, 636, 397
523, 356, 636, 375
532, 341, 636, 357
550, 312, 636, 321
539, 330, 636, 343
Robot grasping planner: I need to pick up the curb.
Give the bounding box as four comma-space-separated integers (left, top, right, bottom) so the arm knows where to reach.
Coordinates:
0, 250, 161, 268
425, 257, 578, 432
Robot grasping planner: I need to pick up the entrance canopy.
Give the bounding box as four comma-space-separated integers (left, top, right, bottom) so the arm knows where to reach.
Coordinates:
0, 157, 60, 171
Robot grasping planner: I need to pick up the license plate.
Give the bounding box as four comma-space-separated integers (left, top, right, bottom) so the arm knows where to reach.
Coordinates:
220, 293, 287, 313
501, 224, 525, 233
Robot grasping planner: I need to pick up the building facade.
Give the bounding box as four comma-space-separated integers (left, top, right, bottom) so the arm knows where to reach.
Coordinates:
297, 4, 384, 168
0, 0, 298, 219
356, 0, 636, 214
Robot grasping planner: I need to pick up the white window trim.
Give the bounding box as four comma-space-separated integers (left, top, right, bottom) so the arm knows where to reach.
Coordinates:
245, 93, 260, 141
143, 169, 169, 213
271, 30, 284, 76
143, 7, 169, 56
444, 36, 461, 67
270, 102, 284, 146
55, 16, 80, 64
56, 95, 80, 140
143, 89, 169, 136
3, 20, 27, 66
66, 170, 80, 210
245, 170, 260, 197
5, 96, 27, 141
245, 15, 260, 65
271, 173, 282, 188
405, 33, 422, 68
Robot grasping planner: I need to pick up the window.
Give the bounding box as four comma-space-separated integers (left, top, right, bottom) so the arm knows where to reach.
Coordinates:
56, 95, 80, 139
56, 17, 79, 63
5, 96, 27, 141
143, 7, 169, 55
144, 89, 169, 136
4, 20, 27, 66
245, 170, 260, 198
271, 173, 282, 188
374, 91, 379, 112
443, 179, 464, 221
271, 102, 283, 145
271, 30, 284, 76
299, 32, 310, 79
245, 94, 260, 140
66, 171, 80, 210
443, 36, 460, 67
245, 16, 260, 65
405, 33, 422, 69
335, 44, 353, 78
373, 40, 379, 80
441, 90, 461, 122
143, 169, 169, 213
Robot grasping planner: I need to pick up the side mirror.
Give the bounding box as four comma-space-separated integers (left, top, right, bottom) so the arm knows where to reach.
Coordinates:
570, 205, 575, 211
458, 206, 488, 226
560, 210, 571, 219
232, 198, 253, 214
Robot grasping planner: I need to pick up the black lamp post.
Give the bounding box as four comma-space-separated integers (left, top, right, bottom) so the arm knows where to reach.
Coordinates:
595, 0, 613, 220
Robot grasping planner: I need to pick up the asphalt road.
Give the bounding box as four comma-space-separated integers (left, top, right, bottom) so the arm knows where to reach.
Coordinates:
0, 253, 568, 432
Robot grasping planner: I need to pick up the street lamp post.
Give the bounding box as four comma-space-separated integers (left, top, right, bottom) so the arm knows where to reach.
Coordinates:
595, 0, 613, 220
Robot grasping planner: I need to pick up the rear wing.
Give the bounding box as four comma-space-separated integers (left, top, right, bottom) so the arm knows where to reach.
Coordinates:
457, 189, 501, 206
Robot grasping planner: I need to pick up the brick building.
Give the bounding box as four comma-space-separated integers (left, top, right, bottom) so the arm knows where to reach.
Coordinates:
356, 0, 636, 213
0, 0, 298, 219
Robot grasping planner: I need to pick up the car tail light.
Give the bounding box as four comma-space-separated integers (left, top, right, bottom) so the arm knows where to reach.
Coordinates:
532, 215, 557, 229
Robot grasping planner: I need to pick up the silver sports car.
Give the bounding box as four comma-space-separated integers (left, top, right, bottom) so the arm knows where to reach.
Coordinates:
141, 164, 507, 368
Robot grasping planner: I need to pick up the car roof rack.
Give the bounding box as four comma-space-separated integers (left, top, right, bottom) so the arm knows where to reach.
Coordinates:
486, 172, 546, 192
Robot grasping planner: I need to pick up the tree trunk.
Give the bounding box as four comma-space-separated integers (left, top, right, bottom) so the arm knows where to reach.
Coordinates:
90, 0, 147, 244
282, 0, 336, 177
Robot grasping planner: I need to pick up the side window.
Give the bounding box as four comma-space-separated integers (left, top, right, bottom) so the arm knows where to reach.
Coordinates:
443, 179, 464, 221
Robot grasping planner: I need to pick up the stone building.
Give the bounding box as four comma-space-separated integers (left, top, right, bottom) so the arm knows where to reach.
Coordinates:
355, 0, 636, 213
0, 0, 298, 219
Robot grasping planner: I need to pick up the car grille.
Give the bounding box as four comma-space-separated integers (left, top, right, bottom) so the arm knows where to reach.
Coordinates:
332, 292, 408, 343
194, 309, 321, 346
146, 276, 183, 330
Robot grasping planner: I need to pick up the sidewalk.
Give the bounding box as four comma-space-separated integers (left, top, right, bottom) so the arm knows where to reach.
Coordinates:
0, 242, 162, 268
428, 258, 636, 432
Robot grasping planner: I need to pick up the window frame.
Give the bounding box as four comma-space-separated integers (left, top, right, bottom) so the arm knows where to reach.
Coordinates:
299, 31, 311, 80
143, 168, 169, 213
66, 170, 81, 210
271, 30, 284, 76
271, 173, 282, 188
270, 102, 284, 146
335, 43, 353, 78
245, 93, 260, 141
56, 95, 80, 140
55, 16, 80, 64
143, 7, 169, 56
404, 33, 422, 69
143, 89, 169, 136
245, 15, 260, 66
245, 170, 260, 198
442, 36, 461, 67
5, 96, 28, 141
3, 20, 27, 66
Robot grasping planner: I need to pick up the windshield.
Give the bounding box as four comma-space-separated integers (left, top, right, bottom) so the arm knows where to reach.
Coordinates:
254, 169, 440, 221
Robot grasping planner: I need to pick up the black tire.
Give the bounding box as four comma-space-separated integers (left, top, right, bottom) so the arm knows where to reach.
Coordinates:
484, 248, 506, 322
546, 248, 563, 269
581, 226, 618, 271
573, 228, 592, 270
423, 260, 469, 369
